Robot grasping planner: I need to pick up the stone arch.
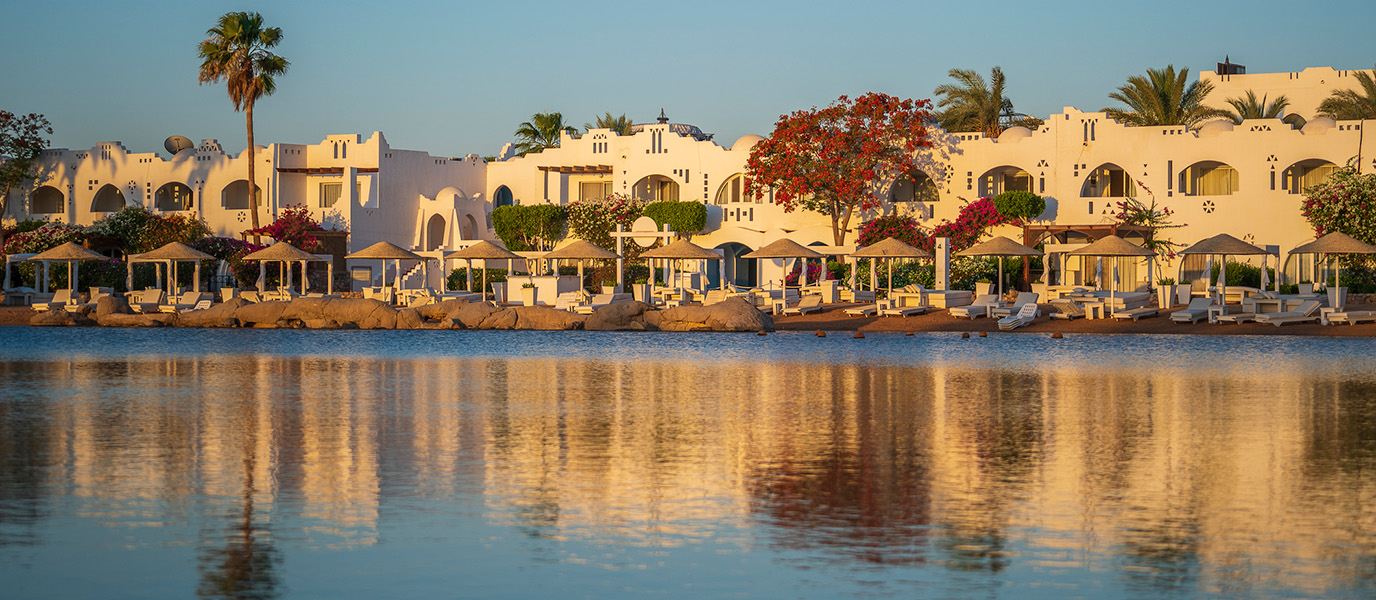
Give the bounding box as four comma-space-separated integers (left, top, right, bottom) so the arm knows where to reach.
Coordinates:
425, 213, 446, 251
30, 185, 63, 214
1178, 161, 1239, 196
1282, 159, 1337, 194
493, 185, 514, 208
632, 174, 679, 203
222, 180, 254, 209
155, 182, 194, 211
709, 241, 757, 289
1080, 163, 1138, 197
890, 169, 939, 203
91, 184, 126, 213
977, 165, 1033, 197
461, 214, 478, 241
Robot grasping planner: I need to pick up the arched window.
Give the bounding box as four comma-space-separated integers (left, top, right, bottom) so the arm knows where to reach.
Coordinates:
461, 214, 478, 241
91, 184, 126, 213
1282, 159, 1337, 194
978, 166, 1032, 197
890, 170, 939, 203
1080, 163, 1138, 197
30, 186, 63, 214
222, 180, 254, 209
632, 175, 679, 203
1178, 161, 1238, 196
493, 185, 514, 208
425, 214, 446, 251
155, 182, 194, 211
714, 173, 771, 205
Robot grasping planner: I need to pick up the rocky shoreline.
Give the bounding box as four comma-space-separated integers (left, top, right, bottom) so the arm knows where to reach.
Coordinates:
23, 296, 775, 332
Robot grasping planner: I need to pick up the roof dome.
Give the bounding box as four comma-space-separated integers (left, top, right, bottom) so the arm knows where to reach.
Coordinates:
1197, 120, 1234, 137
1304, 117, 1337, 134
732, 134, 765, 152
997, 126, 1032, 142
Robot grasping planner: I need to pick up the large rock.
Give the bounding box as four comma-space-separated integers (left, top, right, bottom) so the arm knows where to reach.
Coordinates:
99, 312, 175, 327
395, 308, 423, 330
95, 295, 133, 320
511, 305, 585, 330
449, 302, 500, 328
478, 308, 519, 330
584, 301, 651, 331
279, 296, 334, 321
658, 297, 773, 332
417, 298, 470, 321
30, 310, 76, 327
233, 301, 289, 326
319, 298, 395, 329
177, 297, 250, 327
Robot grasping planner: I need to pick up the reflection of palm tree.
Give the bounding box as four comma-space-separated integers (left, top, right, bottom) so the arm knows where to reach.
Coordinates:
1103, 65, 1227, 130
197, 428, 280, 598
514, 112, 578, 156
1317, 66, 1376, 120
584, 112, 633, 136
1224, 90, 1290, 124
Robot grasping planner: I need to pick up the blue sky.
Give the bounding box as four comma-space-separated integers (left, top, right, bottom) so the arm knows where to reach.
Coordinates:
3, 0, 1373, 158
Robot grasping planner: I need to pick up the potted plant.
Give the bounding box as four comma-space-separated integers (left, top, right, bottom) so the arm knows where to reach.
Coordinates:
520, 282, 538, 306
601, 280, 619, 294
1156, 277, 1181, 308
975, 278, 994, 297
631, 278, 651, 303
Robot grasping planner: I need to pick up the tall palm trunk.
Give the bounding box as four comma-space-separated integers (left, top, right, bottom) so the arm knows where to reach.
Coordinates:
246, 101, 261, 244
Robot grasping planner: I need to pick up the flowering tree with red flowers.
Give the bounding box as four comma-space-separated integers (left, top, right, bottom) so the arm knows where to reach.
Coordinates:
746, 93, 935, 245
241, 206, 325, 251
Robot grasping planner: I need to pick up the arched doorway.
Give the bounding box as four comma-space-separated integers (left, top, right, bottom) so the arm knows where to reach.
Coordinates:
494, 186, 514, 208
30, 185, 63, 214
425, 214, 446, 251
91, 184, 126, 213
155, 182, 194, 211
707, 242, 756, 289
222, 180, 253, 209
632, 174, 679, 203
461, 214, 478, 240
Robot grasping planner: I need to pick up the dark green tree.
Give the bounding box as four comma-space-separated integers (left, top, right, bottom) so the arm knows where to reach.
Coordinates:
514, 112, 577, 156
1103, 65, 1228, 130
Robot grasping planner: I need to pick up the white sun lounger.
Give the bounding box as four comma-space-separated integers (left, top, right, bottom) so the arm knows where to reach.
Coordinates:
990, 292, 1040, 318
1327, 310, 1376, 325
1113, 307, 1160, 321
1255, 300, 1322, 327
998, 302, 1038, 330
31, 288, 75, 312
1170, 298, 1215, 324
782, 294, 823, 316
1049, 299, 1084, 320
950, 294, 1000, 319
880, 304, 926, 317
844, 303, 878, 317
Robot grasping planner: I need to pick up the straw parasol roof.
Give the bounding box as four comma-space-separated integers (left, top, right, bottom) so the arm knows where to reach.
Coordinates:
850, 237, 932, 259
954, 236, 1042, 257
640, 239, 721, 260
139, 241, 214, 261
1289, 232, 1376, 255
541, 240, 617, 260
1178, 233, 1269, 255
742, 238, 824, 259
29, 242, 106, 262
1067, 235, 1155, 257
346, 240, 422, 261
241, 241, 318, 262
447, 240, 520, 260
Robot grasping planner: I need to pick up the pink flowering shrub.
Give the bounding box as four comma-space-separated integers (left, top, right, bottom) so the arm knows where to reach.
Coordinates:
242, 206, 324, 252
3, 222, 86, 254
566, 193, 645, 250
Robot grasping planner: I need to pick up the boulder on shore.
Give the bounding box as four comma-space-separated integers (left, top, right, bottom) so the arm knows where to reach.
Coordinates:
656, 297, 773, 332
584, 301, 652, 331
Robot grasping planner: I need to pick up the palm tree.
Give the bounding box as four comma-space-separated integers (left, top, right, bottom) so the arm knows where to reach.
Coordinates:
197, 11, 289, 242
934, 67, 1009, 138
1224, 90, 1290, 124
1317, 66, 1376, 120
1103, 65, 1227, 130
514, 112, 577, 156
585, 112, 633, 136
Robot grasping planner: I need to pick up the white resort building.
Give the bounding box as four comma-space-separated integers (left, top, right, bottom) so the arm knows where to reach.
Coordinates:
5, 64, 1373, 292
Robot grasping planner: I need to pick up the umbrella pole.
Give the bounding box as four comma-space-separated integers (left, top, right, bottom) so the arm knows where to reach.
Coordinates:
998, 258, 1004, 298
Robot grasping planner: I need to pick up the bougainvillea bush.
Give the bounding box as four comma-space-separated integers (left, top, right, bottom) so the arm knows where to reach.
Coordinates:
566, 193, 644, 250
857, 213, 925, 248
1301, 165, 1376, 289
2, 222, 86, 254
241, 206, 324, 252
84, 207, 211, 253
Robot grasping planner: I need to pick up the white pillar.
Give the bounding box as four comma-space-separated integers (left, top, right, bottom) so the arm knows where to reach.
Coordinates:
934, 237, 950, 290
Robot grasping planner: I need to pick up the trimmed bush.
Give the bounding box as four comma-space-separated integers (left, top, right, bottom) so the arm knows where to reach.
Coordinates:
993, 190, 1046, 224
492, 204, 566, 252
643, 201, 706, 236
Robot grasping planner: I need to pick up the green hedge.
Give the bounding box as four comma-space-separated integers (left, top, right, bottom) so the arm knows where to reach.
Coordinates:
993, 191, 1045, 223
643, 201, 706, 235
492, 205, 566, 252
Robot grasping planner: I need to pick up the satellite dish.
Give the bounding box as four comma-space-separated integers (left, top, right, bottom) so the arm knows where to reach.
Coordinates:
164, 136, 194, 155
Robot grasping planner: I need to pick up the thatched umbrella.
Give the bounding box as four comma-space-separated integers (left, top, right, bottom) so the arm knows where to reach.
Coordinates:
851, 237, 932, 298
742, 238, 824, 289
1068, 235, 1155, 309
29, 242, 105, 294
541, 240, 618, 291
640, 239, 722, 293
135, 242, 214, 294
1178, 234, 1269, 304
448, 241, 520, 302
1287, 232, 1376, 290
346, 241, 423, 290
953, 236, 1042, 297
242, 242, 318, 293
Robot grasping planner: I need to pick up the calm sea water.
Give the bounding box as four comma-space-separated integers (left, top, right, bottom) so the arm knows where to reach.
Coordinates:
1, 328, 1374, 599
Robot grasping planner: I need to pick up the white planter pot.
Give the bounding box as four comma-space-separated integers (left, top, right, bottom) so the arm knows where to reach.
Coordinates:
975, 282, 994, 297
520, 286, 539, 306
1157, 284, 1182, 308
489, 282, 507, 304
1329, 286, 1347, 311
631, 284, 651, 303
602, 285, 619, 294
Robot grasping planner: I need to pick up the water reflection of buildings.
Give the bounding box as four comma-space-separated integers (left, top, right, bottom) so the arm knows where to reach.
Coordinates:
2, 352, 1374, 596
